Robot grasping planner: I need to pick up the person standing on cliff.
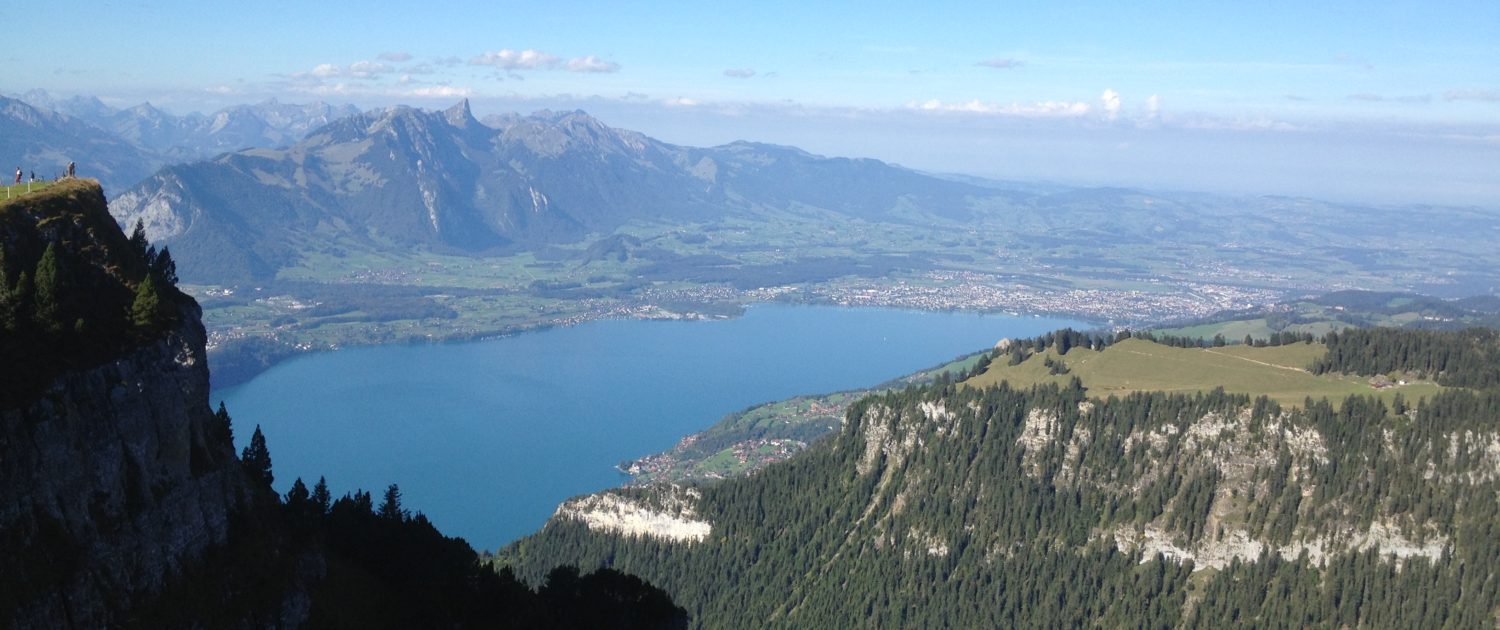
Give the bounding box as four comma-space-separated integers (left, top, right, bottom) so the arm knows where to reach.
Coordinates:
13, 167, 20, 184
67, 161, 75, 178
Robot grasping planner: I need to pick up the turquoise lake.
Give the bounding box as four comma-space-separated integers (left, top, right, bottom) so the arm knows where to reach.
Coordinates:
217, 305, 1085, 550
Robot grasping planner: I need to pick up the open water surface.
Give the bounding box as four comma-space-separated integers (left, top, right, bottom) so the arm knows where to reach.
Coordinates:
218, 305, 1085, 549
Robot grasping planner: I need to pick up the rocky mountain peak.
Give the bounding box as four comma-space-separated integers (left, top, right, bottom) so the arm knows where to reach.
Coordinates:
443, 98, 478, 129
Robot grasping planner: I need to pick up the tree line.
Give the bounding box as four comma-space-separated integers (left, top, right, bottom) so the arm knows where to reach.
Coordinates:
180, 407, 689, 629
1311, 326, 1500, 388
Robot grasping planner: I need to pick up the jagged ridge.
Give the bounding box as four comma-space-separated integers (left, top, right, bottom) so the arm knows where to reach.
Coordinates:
110, 102, 992, 283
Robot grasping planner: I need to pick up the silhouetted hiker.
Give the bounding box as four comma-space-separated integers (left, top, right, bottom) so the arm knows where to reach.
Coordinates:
67, 161, 75, 178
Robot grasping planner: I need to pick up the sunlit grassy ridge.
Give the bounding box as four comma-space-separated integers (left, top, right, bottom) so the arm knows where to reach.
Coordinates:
0, 180, 59, 208
965, 337, 1442, 407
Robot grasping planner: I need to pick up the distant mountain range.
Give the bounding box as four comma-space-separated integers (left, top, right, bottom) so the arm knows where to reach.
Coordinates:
13, 94, 1499, 299
16, 90, 358, 162
4, 90, 358, 194
109, 101, 997, 283
0, 96, 157, 193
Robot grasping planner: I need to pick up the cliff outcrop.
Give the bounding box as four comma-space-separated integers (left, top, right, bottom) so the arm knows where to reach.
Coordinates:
0, 181, 686, 628
0, 306, 257, 627
0, 182, 261, 627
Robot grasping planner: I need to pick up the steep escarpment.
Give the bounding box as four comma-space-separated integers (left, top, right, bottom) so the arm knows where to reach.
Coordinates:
0, 304, 258, 627
506, 348, 1500, 627
0, 181, 264, 627
1, 181, 689, 628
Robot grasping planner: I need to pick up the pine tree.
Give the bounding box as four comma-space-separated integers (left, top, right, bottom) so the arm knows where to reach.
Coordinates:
241, 425, 274, 489
286, 477, 311, 506
215, 401, 234, 444
379, 483, 406, 521
312, 476, 332, 515
0, 259, 16, 334
152, 246, 178, 286
128, 218, 150, 261
130, 274, 167, 330
10, 271, 33, 333
32, 243, 63, 333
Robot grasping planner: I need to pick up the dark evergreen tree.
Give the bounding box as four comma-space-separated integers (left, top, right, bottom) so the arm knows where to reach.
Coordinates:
285, 478, 311, 506
378, 484, 406, 521
31, 243, 63, 333
0, 266, 17, 334
312, 476, 332, 515
128, 218, 149, 261
129, 274, 168, 330
151, 246, 178, 286
214, 401, 234, 444
240, 425, 274, 490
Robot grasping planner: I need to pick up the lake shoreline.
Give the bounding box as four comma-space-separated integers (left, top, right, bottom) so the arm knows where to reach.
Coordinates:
214, 305, 1088, 550
208, 298, 1095, 391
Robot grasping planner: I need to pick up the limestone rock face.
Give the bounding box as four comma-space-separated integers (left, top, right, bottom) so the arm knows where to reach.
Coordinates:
0, 294, 254, 628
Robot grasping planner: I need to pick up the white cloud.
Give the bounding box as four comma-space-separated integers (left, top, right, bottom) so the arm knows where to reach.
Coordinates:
470, 49, 620, 73
407, 85, 473, 97
293, 81, 354, 95
567, 55, 621, 73
724, 68, 756, 79
1101, 89, 1121, 121
977, 58, 1022, 69
470, 49, 561, 70
1179, 116, 1299, 132
664, 97, 701, 107
204, 85, 235, 95
348, 60, 394, 78
379, 52, 413, 62
294, 61, 393, 80
286, 78, 473, 100
910, 98, 1091, 117
1145, 94, 1161, 119
1444, 89, 1500, 103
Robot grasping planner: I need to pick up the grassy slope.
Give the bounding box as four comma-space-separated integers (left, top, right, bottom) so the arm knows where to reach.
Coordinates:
0, 180, 57, 202
966, 337, 1442, 407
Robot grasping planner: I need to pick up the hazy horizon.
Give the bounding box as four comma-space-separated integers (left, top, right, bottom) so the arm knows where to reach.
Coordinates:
9, 1, 1497, 206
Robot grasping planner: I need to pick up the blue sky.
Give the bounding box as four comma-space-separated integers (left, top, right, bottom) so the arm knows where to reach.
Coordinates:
9, 0, 1499, 204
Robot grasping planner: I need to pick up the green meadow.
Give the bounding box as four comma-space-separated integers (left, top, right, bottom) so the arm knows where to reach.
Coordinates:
966, 337, 1442, 408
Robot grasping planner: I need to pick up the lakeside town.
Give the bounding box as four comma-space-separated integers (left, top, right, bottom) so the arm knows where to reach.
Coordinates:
197, 270, 1292, 370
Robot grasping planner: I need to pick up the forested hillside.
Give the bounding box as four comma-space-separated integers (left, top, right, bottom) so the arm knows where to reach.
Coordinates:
1313, 327, 1500, 389
505, 331, 1500, 628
